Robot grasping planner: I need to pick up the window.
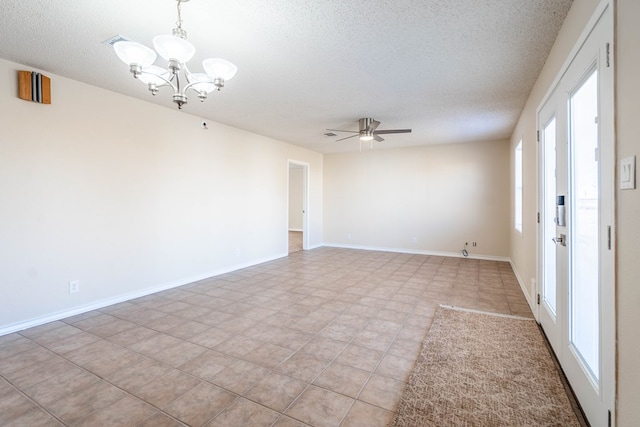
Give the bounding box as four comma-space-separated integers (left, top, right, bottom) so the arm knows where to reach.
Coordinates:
515, 139, 523, 233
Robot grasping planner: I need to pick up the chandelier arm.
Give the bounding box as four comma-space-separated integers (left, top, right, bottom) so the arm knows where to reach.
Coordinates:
137, 69, 177, 91
183, 75, 217, 92
183, 81, 205, 93
182, 63, 196, 82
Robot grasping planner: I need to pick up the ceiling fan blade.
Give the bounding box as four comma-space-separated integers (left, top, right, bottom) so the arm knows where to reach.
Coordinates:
374, 134, 384, 142
336, 134, 359, 142
368, 120, 381, 132
326, 128, 359, 133
374, 129, 412, 135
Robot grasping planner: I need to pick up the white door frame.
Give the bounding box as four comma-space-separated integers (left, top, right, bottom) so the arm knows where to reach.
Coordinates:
287, 160, 309, 251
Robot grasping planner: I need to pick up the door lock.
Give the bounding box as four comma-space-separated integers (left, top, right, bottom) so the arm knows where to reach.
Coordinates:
555, 195, 566, 227
552, 234, 566, 246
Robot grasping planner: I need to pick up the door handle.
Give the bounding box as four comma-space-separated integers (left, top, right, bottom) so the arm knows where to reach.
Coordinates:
552, 234, 566, 246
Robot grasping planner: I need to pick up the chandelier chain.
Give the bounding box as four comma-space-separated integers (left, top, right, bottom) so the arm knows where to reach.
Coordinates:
176, 0, 183, 30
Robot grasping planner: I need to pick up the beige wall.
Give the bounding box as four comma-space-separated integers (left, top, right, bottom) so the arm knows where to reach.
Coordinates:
0, 58, 323, 333
615, 0, 640, 424
288, 166, 304, 230
510, 0, 640, 424
509, 0, 601, 298
323, 140, 510, 259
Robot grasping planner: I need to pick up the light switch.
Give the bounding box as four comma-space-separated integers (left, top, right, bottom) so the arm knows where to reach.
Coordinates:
620, 156, 636, 190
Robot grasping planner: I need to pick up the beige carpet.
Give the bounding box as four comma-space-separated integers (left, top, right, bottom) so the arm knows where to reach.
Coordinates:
390, 305, 581, 427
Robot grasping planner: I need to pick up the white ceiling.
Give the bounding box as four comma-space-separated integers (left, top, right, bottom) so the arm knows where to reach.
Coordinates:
0, 0, 572, 153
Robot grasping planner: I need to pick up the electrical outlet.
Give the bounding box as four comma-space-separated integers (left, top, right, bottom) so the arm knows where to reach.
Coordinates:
473, 242, 477, 247
412, 237, 417, 245
347, 233, 352, 240
69, 280, 80, 294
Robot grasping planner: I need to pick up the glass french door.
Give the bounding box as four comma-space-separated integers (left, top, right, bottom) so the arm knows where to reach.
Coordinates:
537, 2, 614, 426
538, 109, 562, 354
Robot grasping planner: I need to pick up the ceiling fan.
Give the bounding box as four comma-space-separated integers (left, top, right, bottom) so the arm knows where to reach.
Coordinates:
327, 118, 412, 142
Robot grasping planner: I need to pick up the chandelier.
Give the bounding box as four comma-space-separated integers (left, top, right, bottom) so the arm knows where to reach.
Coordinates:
112, 0, 237, 109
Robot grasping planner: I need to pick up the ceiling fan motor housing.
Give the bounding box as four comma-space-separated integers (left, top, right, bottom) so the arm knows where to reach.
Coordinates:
359, 117, 374, 131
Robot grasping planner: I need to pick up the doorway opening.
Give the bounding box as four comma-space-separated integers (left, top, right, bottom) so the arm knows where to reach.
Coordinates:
288, 161, 309, 254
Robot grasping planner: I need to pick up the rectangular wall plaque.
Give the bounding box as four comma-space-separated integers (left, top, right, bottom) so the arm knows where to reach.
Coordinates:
18, 70, 51, 104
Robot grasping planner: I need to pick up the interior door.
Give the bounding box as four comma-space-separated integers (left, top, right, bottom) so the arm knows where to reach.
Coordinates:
537, 3, 614, 425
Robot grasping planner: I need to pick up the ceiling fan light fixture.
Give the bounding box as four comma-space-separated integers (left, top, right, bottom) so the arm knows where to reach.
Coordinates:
328, 118, 411, 144
360, 128, 374, 141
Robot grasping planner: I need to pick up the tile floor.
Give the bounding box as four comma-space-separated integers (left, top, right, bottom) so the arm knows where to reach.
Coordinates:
288, 232, 303, 254
0, 247, 532, 426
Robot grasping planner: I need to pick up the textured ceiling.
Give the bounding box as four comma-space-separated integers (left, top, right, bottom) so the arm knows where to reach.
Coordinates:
0, 0, 572, 153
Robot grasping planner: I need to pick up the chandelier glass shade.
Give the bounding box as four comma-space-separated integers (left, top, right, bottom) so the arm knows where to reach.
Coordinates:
112, 0, 237, 109
153, 35, 195, 63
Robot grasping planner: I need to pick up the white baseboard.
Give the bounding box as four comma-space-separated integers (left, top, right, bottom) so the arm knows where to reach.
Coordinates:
0, 253, 288, 337
508, 259, 537, 319
321, 243, 510, 262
